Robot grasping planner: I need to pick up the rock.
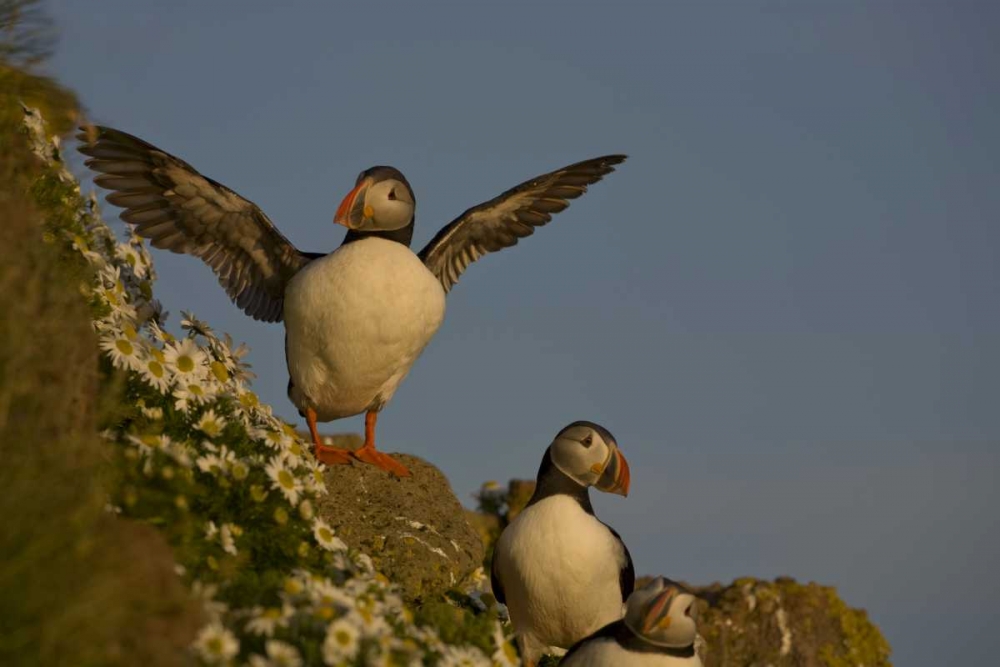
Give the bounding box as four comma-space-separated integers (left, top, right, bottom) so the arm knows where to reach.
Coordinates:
316, 440, 484, 602
689, 576, 892, 667
473, 482, 893, 667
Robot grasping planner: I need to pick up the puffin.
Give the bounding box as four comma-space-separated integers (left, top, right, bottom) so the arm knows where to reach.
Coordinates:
561, 577, 703, 667
77, 126, 626, 476
490, 420, 633, 666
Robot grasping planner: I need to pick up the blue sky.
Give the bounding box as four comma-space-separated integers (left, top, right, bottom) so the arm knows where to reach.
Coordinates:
47, 1, 999, 664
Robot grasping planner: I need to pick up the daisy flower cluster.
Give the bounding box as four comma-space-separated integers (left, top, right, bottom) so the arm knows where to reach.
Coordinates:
23, 108, 516, 666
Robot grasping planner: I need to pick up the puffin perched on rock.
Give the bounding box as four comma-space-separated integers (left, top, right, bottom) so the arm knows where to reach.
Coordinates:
561, 577, 703, 667
491, 421, 633, 666
78, 126, 625, 476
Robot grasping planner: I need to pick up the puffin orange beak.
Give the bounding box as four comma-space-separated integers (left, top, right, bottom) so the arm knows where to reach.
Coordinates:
595, 446, 631, 497
334, 178, 372, 229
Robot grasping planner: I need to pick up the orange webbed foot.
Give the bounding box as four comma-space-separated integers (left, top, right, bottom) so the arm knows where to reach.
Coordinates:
313, 444, 353, 466
352, 446, 411, 477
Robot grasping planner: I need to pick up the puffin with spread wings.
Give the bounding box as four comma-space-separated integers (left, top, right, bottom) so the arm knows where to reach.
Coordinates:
79, 126, 625, 477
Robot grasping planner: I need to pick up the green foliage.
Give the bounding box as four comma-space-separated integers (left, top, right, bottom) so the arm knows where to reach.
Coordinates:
414, 593, 503, 656
0, 97, 200, 666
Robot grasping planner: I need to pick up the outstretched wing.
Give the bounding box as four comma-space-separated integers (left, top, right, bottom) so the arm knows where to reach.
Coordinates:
418, 154, 627, 293
78, 126, 314, 322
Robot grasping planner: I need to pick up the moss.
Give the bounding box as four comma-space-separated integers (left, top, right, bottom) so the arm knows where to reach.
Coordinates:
819, 588, 893, 667
414, 594, 501, 655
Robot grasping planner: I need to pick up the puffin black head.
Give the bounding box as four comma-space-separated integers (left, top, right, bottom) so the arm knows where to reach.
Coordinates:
334, 166, 416, 233
545, 420, 631, 497
623, 577, 699, 649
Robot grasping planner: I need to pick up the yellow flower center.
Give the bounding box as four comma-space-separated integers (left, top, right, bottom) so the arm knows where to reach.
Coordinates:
318, 527, 333, 542
278, 469, 295, 490
207, 637, 223, 654
211, 360, 229, 382
335, 629, 352, 646
176, 355, 195, 373
115, 339, 134, 356
147, 360, 164, 378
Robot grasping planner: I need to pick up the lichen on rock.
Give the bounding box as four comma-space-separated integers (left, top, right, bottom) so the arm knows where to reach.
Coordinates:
315, 444, 485, 602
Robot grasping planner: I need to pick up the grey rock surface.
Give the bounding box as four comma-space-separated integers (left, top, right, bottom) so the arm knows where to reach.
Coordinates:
316, 440, 484, 602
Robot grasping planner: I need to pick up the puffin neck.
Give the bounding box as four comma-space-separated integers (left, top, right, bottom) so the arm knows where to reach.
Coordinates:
525, 449, 594, 514
340, 219, 415, 248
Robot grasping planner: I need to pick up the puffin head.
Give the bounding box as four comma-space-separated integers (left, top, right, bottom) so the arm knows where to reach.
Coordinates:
334, 166, 415, 232
624, 577, 699, 649
548, 421, 631, 497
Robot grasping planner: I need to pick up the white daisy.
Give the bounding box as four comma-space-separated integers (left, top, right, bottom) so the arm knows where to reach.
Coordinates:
197, 445, 236, 476
99, 332, 143, 371
220, 523, 238, 555
172, 380, 217, 413
312, 519, 348, 552
147, 320, 175, 344
115, 242, 149, 279
265, 456, 302, 505
322, 617, 361, 665
163, 337, 208, 378
140, 403, 165, 420
263, 640, 302, 667
304, 459, 329, 496
245, 604, 293, 637
438, 644, 491, 667
204, 521, 219, 540
346, 607, 390, 639
196, 408, 227, 438
192, 622, 239, 665
181, 311, 216, 339
308, 578, 356, 611
491, 623, 519, 667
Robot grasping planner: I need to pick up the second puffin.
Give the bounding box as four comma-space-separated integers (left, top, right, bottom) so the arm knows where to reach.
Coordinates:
80, 127, 625, 476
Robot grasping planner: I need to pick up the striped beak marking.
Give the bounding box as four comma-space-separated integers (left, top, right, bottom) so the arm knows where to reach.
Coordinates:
593, 445, 631, 496
641, 585, 679, 635
334, 177, 374, 229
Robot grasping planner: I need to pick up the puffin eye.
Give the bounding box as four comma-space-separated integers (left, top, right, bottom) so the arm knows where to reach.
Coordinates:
387, 188, 397, 201
581, 434, 593, 447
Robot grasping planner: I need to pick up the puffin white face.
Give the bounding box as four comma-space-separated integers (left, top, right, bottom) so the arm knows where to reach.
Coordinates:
334, 171, 415, 232
548, 421, 631, 496
624, 577, 699, 649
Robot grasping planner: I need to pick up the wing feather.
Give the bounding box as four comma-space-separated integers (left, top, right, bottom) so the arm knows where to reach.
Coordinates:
418, 155, 626, 293
78, 125, 314, 322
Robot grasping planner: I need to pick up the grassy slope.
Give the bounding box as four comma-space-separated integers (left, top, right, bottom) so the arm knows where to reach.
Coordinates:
0, 81, 203, 666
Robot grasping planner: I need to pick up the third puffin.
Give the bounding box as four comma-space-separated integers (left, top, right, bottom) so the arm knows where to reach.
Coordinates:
79, 126, 626, 476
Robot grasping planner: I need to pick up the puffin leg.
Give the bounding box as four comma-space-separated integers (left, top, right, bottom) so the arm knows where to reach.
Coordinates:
306, 407, 352, 466
351, 410, 411, 477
